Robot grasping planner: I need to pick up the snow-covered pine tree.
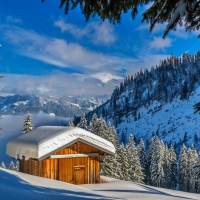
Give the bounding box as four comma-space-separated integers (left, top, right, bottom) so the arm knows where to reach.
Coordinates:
68, 120, 74, 127
78, 113, 87, 130
0, 161, 6, 169
89, 113, 98, 133
100, 123, 118, 178
162, 145, 177, 189
168, 145, 177, 190
15, 161, 19, 171
137, 139, 147, 183
161, 145, 169, 188
9, 161, 15, 170
194, 152, 200, 193
149, 137, 164, 187
187, 145, 197, 192
22, 111, 34, 134
122, 144, 130, 181
127, 135, 143, 183
116, 143, 126, 180
94, 117, 107, 139
178, 144, 188, 192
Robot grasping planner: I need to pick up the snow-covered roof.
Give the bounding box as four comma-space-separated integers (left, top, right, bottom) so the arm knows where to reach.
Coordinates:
6, 126, 115, 160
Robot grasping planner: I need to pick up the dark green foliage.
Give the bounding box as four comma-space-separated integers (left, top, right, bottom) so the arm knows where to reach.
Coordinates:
194, 102, 200, 114
42, 0, 200, 38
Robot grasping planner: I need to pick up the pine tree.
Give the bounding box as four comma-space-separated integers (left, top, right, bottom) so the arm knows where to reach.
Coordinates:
78, 113, 87, 130
187, 145, 197, 192
137, 139, 147, 183
94, 117, 107, 139
0, 161, 6, 169
43, 1, 200, 38
162, 145, 177, 189
89, 113, 98, 133
127, 135, 143, 183
15, 161, 19, 171
116, 143, 126, 180
22, 112, 34, 134
168, 145, 177, 190
149, 137, 164, 187
178, 144, 188, 191
98, 122, 118, 178
194, 153, 200, 193
9, 161, 15, 170
68, 120, 74, 127
121, 143, 130, 181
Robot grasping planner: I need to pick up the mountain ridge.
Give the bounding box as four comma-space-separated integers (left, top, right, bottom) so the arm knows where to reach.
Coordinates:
0, 94, 109, 118
85, 52, 200, 149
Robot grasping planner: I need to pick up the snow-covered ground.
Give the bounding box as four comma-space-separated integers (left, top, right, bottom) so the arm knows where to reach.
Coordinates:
0, 168, 113, 200
1, 168, 199, 200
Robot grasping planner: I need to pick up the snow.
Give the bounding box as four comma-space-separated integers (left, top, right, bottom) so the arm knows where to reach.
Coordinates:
0, 114, 70, 167
1, 169, 199, 200
0, 168, 112, 200
13, 100, 28, 106
82, 176, 200, 200
0, 105, 10, 112
6, 126, 115, 160
111, 86, 200, 148
70, 102, 81, 108
164, 0, 186, 35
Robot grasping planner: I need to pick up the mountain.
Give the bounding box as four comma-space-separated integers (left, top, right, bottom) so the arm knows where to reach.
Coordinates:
0, 94, 109, 118
85, 52, 200, 150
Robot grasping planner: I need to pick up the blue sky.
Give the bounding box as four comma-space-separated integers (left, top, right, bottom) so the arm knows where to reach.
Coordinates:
0, 1, 200, 97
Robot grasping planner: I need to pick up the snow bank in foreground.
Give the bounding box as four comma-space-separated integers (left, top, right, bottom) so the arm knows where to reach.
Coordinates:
1, 169, 199, 200
0, 168, 112, 200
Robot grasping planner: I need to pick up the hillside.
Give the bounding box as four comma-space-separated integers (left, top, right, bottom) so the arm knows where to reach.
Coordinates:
86, 52, 200, 149
0, 94, 109, 118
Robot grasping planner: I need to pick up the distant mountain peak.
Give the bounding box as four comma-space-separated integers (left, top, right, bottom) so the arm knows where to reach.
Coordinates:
0, 94, 109, 118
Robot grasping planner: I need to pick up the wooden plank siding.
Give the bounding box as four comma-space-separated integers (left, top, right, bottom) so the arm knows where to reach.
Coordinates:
19, 141, 104, 184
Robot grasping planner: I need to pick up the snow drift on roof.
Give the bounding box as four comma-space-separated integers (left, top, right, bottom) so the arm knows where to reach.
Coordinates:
6, 126, 115, 160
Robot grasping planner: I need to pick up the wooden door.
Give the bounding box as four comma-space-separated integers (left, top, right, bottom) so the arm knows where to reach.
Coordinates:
74, 168, 85, 185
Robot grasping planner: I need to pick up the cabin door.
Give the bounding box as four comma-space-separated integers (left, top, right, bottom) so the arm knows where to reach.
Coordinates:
74, 168, 85, 185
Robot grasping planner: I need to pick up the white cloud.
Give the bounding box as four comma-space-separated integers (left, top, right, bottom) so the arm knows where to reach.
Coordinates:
6, 16, 22, 24
126, 54, 170, 76
1, 25, 134, 71
90, 72, 123, 83
54, 19, 116, 45
0, 72, 123, 97
150, 37, 172, 50
136, 22, 167, 34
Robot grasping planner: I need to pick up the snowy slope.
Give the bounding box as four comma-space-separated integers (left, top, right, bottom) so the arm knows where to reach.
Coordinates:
117, 87, 200, 145
115, 86, 200, 147
0, 168, 199, 200
87, 85, 200, 149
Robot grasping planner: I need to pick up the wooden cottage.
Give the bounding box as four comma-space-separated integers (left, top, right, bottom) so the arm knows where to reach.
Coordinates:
6, 126, 115, 185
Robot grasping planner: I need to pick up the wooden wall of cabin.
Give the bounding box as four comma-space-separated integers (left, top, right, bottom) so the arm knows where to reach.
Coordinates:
19, 142, 101, 184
